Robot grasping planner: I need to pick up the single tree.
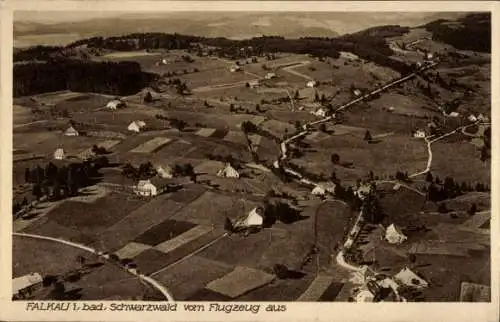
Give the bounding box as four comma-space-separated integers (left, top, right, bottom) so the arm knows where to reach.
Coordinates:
331, 153, 340, 165
330, 170, 338, 183
437, 203, 449, 214
24, 168, 31, 183
364, 130, 373, 142
480, 145, 489, 162
425, 172, 433, 183
143, 91, 153, 103
32, 184, 43, 200
468, 203, 477, 216
224, 217, 234, 233
273, 264, 290, 279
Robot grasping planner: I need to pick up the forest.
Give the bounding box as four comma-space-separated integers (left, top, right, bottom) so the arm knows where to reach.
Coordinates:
14, 59, 156, 97
424, 13, 491, 53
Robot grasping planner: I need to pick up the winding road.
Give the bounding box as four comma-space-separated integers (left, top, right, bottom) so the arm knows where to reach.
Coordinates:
14, 58, 443, 302
13, 232, 176, 302
270, 60, 441, 276
409, 121, 489, 178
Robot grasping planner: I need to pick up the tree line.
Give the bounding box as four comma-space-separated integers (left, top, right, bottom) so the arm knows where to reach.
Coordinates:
424, 13, 491, 53
424, 172, 489, 202
17, 30, 415, 75
21, 156, 110, 204
14, 59, 156, 97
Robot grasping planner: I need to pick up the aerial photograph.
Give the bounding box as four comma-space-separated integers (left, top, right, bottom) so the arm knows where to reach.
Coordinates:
12, 11, 491, 302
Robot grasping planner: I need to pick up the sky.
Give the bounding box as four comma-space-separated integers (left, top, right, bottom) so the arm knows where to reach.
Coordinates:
14, 11, 463, 26
13, 11, 468, 47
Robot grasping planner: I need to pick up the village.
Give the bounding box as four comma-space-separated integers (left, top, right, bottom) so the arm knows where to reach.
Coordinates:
12, 13, 491, 303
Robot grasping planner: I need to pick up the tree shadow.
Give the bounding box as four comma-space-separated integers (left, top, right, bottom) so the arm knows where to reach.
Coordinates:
22, 212, 41, 220
285, 270, 307, 279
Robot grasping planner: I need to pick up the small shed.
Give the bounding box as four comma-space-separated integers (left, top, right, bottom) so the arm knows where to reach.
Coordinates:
217, 163, 240, 179
107, 99, 126, 110
385, 224, 407, 244
394, 267, 428, 289
413, 129, 426, 138
306, 80, 317, 88
133, 179, 158, 197
53, 148, 65, 160
264, 72, 277, 80
64, 126, 79, 137
311, 186, 326, 196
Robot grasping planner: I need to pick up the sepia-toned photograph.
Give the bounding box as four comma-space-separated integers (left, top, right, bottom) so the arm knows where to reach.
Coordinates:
11, 8, 492, 305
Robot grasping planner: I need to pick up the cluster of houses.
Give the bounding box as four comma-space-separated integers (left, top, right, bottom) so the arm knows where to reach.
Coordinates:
352, 266, 429, 302
349, 222, 426, 302
246, 73, 278, 89
131, 163, 240, 197
467, 113, 489, 122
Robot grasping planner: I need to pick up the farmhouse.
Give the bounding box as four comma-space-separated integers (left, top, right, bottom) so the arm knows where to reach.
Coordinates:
53, 148, 65, 160
354, 288, 375, 302
248, 80, 260, 88
468, 114, 477, 122
353, 89, 362, 97
385, 224, 407, 244
64, 125, 79, 137
264, 72, 277, 80
156, 165, 173, 179
312, 108, 327, 118
133, 179, 158, 197
394, 267, 428, 289
12, 272, 43, 298
127, 121, 146, 133
230, 65, 241, 72
413, 129, 426, 138
106, 99, 126, 110
354, 184, 371, 200
477, 114, 489, 122
376, 277, 401, 297
306, 80, 317, 88
234, 206, 265, 230
447, 111, 460, 118
340, 51, 359, 61
425, 52, 435, 60
217, 163, 240, 178
311, 186, 326, 196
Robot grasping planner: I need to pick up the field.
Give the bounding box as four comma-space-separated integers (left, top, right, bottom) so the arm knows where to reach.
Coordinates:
13, 236, 158, 300
13, 15, 491, 302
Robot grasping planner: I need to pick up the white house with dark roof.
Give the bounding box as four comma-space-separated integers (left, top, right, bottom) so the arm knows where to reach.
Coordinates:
106, 99, 126, 110
133, 179, 158, 197
53, 148, 65, 160
64, 126, 79, 137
